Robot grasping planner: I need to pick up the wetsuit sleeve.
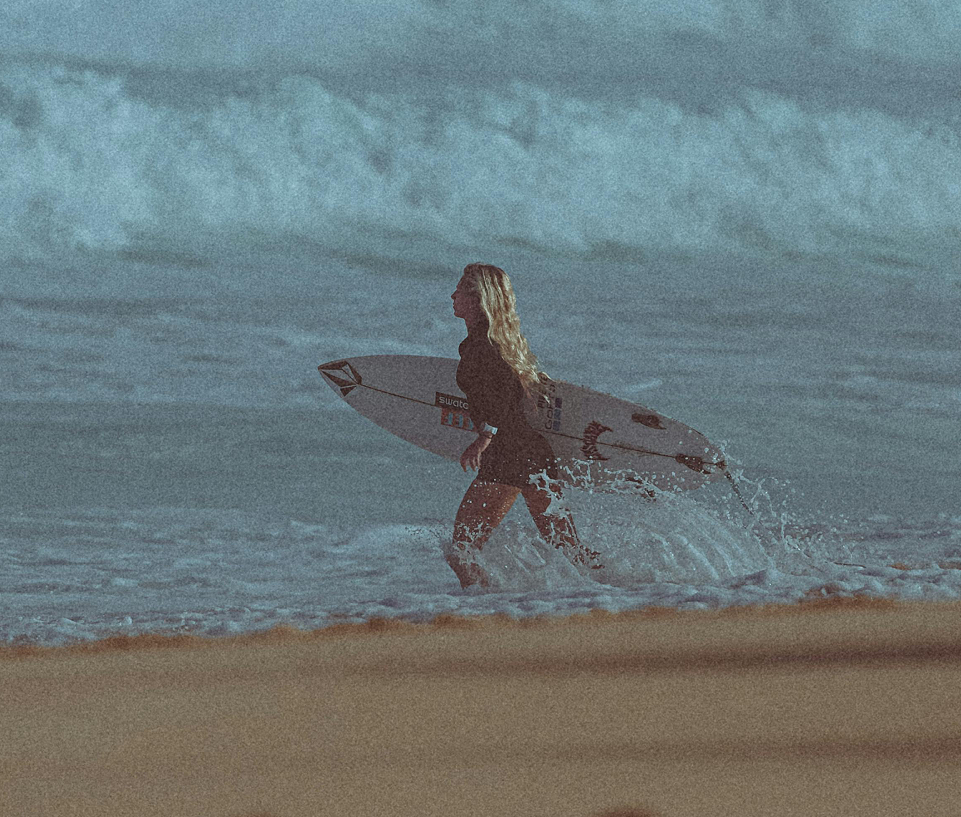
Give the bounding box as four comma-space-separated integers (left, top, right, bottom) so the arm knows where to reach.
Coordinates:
457, 344, 521, 431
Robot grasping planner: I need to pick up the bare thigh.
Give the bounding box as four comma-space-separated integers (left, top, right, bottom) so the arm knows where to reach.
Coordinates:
453, 480, 521, 551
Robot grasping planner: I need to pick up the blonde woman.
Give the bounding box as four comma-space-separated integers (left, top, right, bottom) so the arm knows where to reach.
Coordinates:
449, 263, 603, 588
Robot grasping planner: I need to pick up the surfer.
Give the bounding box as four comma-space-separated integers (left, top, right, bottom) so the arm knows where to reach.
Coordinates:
449, 263, 603, 589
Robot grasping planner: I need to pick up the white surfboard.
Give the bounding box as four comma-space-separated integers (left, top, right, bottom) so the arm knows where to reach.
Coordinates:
318, 355, 729, 493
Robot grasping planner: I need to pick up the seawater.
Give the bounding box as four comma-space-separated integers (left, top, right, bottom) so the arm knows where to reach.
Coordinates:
1, 0, 960, 645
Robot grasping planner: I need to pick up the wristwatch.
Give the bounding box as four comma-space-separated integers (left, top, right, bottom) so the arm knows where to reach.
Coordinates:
479, 423, 498, 437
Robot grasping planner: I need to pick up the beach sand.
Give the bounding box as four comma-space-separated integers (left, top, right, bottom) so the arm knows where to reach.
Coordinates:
2, 598, 960, 817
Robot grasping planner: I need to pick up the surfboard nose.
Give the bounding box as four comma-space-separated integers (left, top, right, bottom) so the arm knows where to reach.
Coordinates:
318, 358, 362, 397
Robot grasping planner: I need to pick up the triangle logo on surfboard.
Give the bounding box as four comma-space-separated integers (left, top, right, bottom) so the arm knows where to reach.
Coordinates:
318, 360, 362, 397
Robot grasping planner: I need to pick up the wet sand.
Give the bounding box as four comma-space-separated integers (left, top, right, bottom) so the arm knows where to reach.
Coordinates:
3, 598, 960, 817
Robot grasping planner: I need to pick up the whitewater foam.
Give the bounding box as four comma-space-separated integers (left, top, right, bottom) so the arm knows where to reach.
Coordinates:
2, 57, 960, 274
3, 501, 960, 646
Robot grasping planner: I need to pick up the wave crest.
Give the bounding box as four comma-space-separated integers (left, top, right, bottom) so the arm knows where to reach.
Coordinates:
2, 61, 959, 274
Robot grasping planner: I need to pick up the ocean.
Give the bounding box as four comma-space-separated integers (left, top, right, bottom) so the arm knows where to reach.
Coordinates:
2, 0, 960, 645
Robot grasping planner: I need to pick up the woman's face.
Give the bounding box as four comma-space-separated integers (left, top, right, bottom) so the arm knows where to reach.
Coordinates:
451, 276, 481, 323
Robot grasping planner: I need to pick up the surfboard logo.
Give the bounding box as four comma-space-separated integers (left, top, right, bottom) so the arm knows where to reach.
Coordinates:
440, 408, 476, 432
581, 420, 612, 461
435, 392, 470, 412
536, 383, 563, 432
632, 412, 665, 429
435, 391, 476, 432
318, 360, 362, 397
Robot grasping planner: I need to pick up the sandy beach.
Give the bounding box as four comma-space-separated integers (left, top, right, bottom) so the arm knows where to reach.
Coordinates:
2, 598, 960, 817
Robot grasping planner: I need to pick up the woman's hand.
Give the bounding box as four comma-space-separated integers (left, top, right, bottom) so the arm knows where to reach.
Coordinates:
460, 434, 492, 472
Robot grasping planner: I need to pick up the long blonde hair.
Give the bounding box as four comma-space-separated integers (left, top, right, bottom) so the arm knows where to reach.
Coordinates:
462, 263, 548, 396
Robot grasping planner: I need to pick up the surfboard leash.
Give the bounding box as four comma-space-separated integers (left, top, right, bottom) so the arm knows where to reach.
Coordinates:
721, 464, 756, 517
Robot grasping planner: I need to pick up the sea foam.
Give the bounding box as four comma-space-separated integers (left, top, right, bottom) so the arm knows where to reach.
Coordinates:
2, 4, 961, 277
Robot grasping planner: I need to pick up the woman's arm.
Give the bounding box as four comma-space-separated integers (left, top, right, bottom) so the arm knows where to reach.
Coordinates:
457, 343, 511, 471
461, 344, 516, 432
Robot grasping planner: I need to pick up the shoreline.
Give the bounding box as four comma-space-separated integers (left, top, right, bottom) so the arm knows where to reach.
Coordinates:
0, 594, 913, 661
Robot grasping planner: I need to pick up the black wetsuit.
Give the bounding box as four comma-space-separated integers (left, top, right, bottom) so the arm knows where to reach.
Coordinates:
456, 325, 558, 489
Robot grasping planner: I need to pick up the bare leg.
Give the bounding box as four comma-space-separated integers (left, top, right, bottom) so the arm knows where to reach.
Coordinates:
449, 480, 521, 588
522, 480, 603, 569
